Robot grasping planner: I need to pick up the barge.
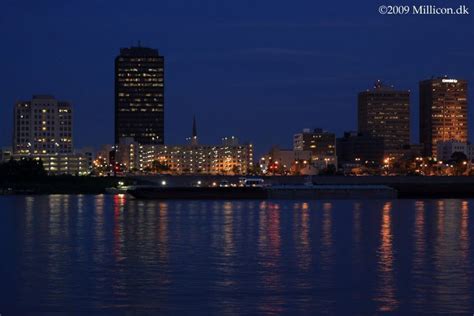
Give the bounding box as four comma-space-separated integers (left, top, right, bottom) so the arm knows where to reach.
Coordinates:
127, 184, 398, 200
127, 186, 268, 200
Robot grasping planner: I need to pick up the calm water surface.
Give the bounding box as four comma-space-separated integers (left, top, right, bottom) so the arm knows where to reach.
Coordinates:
0, 195, 473, 314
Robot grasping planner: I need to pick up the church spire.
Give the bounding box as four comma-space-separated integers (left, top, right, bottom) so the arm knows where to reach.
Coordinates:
191, 115, 198, 145
192, 115, 197, 138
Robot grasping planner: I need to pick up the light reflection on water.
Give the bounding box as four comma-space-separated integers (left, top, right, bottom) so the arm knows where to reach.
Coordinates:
0, 196, 473, 314
375, 202, 397, 312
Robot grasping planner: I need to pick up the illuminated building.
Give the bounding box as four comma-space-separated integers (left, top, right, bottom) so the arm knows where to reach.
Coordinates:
146, 118, 254, 175
358, 81, 410, 155
11, 95, 89, 175
154, 140, 253, 175
293, 128, 337, 167
420, 76, 468, 157
115, 137, 140, 172
336, 131, 384, 165
115, 45, 164, 145
115, 128, 253, 175
92, 144, 115, 176
260, 146, 313, 175
27, 153, 90, 175
13, 95, 73, 155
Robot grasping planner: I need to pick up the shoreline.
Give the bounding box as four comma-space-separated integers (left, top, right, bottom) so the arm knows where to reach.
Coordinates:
2, 175, 474, 198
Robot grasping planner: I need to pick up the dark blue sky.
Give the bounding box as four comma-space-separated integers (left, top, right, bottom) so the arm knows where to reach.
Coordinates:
1, 0, 473, 155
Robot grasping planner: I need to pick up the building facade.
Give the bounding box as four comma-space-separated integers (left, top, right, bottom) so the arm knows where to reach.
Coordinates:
358, 81, 410, 155
13, 95, 73, 155
30, 153, 90, 175
420, 77, 468, 157
156, 143, 253, 175
260, 146, 314, 175
436, 141, 473, 162
293, 128, 337, 167
336, 131, 385, 165
12, 95, 89, 175
0, 147, 12, 162
115, 137, 253, 175
115, 45, 165, 145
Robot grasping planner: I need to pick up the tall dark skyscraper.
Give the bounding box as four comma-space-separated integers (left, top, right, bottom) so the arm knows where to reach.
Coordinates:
358, 80, 410, 156
115, 45, 164, 145
419, 76, 468, 157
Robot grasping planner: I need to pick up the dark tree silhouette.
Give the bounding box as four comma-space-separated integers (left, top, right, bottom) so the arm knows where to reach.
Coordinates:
0, 158, 47, 179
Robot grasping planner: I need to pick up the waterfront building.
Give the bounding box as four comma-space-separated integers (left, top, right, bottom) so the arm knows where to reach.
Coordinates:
358, 81, 410, 156
115, 45, 164, 145
115, 137, 253, 175
28, 153, 90, 175
420, 76, 468, 157
155, 141, 253, 175
11, 95, 88, 175
293, 128, 337, 167
395, 144, 424, 162
0, 147, 12, 162
13, 95, 73, 155
436, 140, 473, 162
336, 131, 385, 165
260, 146, 314, 175
92, 144, 115, 176
115, 137, 141, 172
76, 147, 94, 174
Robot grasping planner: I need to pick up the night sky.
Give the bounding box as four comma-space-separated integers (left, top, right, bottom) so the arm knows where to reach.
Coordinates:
1, 0, 473, 156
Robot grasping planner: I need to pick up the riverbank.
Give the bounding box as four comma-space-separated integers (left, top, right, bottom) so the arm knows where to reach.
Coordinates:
128, 185, 397, 200
2, 175, 474, 198
0, 176, 128, 195
131, 175, 474, 198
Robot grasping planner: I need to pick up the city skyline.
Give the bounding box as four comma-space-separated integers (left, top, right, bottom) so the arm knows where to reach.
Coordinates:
1, 1, 473, 156
2, 75, 470, 154
3, 3, 474, 315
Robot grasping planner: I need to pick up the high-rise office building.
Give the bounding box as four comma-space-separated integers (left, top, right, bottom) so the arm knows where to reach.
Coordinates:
419, 76, 468, 157
115, 45, 164, 145
358, 81, 410, 155
13, 95, 73, 155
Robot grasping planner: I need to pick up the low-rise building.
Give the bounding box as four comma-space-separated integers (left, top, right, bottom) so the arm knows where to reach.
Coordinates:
115, 136, 254, 175
0, 147, 12, 162
261, 146, 333, 175
294, 128, 337, 169
11, 152, 90, 175
437, 141, 473, 162
260, 146, 312, 174
337, 131, 385, 166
